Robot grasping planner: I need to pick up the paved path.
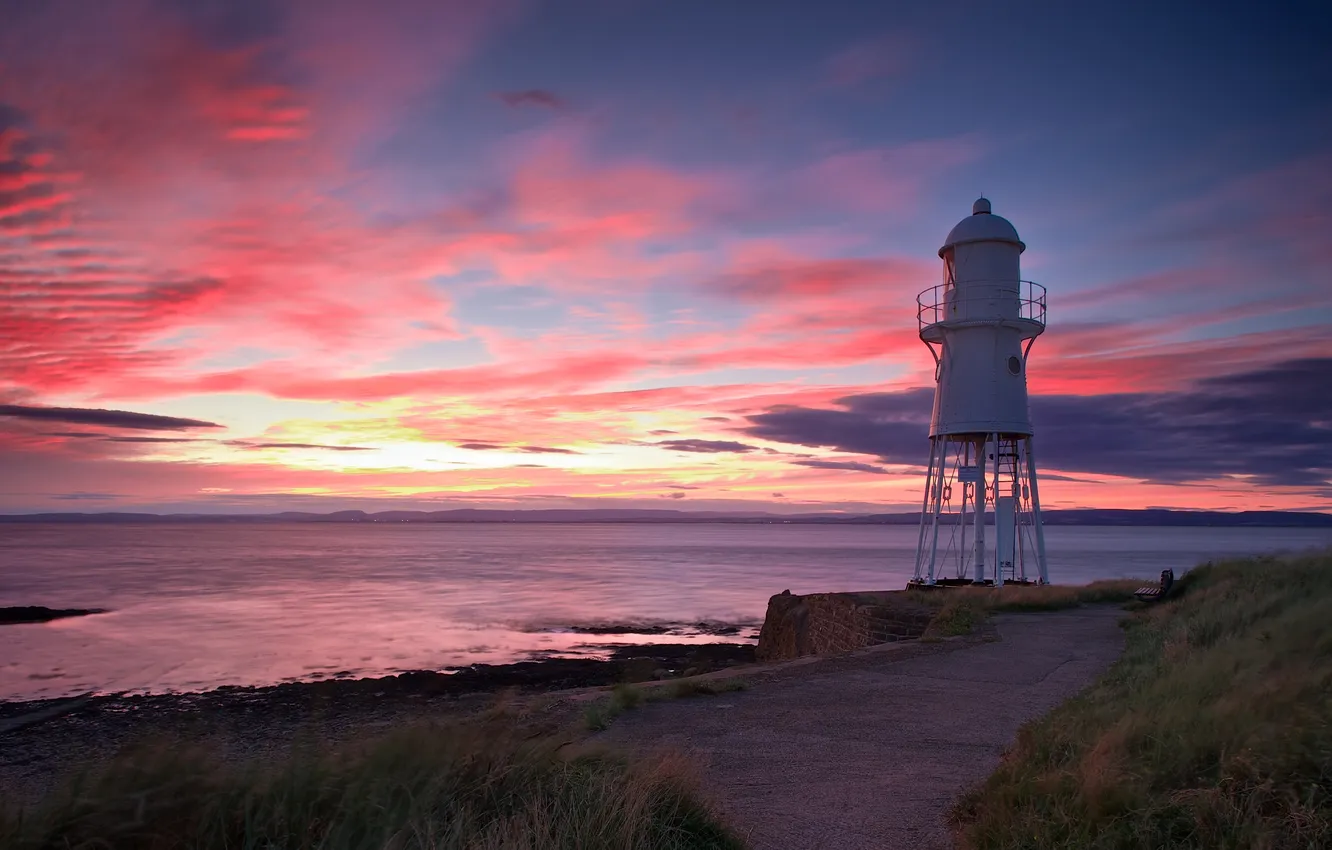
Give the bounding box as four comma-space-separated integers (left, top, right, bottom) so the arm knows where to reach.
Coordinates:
599, 607, 1125, 850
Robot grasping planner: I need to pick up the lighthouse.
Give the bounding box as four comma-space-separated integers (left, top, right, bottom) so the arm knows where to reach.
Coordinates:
911, 198, 1050, 586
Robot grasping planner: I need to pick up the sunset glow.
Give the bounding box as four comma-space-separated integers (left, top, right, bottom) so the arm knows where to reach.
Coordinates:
1, 0, 1329, 514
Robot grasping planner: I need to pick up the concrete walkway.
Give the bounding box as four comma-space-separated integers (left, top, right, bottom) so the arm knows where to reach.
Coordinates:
599, 607, 1125, 850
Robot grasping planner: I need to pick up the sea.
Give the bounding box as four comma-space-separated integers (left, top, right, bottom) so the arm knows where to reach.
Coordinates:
3, 522, 1331, 702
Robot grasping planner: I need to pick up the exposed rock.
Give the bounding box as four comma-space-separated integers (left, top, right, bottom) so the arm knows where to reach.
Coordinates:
1, 606, 107, 625
755, 591, 934, 661
563, 621, 755, 637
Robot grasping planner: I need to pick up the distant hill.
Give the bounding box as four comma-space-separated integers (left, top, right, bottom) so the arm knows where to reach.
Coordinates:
835, 509, 1332, 527
1, 508, 1330, 527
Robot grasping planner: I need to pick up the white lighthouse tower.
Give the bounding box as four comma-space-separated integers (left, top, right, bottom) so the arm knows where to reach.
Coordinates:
911, 198, 1050, 586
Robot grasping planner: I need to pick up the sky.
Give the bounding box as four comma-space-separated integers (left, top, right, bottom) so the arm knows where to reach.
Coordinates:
1, 0, 1329, 515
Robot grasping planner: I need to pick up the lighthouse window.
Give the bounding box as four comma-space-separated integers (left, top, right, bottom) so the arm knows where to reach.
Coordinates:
1007, 355, 1022, 375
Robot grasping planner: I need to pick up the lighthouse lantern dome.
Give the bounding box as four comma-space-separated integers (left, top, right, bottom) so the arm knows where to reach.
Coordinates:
939, 197, 1026, 257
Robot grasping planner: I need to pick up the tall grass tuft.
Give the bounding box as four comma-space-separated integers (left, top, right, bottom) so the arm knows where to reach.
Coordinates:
953, 549, 1332, 849
0, 710, 742, 850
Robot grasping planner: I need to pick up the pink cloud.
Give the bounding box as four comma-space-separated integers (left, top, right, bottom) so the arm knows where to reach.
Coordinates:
1151, 152, 1332, 268
1032, 324, 1332, 395
0, 5, 511, 399
286, 0, 520, 147
710, 254, 930, 301
1, 31, 309, 197
1060, 267, 1233, 309
670, 328, 911, 373
3, 76, 989, 402
788, 138, 981, 215
98, 350, 652, 403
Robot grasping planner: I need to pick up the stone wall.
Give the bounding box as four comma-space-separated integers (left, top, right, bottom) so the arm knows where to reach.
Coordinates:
755, 590, 935, 662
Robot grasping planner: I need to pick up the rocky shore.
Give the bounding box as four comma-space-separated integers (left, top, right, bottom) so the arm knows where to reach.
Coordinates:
0, 641, 755, 802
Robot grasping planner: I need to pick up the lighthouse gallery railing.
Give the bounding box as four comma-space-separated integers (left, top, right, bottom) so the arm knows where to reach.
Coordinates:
916, 280, 1046, 332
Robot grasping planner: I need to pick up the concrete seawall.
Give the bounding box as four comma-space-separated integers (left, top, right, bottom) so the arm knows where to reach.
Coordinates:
755, 590, 935, 661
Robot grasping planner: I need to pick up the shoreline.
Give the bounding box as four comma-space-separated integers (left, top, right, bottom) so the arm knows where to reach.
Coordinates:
0, 640, 756, 720
2, 617, 761, 705
0, 640, 756, 802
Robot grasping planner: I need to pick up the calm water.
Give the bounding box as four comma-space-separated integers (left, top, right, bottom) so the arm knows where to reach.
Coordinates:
3, 522, 1330, 701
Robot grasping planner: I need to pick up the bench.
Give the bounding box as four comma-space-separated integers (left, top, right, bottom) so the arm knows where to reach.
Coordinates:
1134, 568, 1175, 602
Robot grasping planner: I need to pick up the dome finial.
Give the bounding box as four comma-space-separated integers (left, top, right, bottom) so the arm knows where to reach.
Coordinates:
972, 196, 991, 215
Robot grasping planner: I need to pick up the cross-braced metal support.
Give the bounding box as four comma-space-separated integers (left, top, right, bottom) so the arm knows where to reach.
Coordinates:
912, 433, 1048, 586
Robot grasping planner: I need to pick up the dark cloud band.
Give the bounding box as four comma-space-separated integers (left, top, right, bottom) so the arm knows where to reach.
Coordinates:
657, 439, 758, 454
744, 358, 1332, 488
0, 404, 221, 431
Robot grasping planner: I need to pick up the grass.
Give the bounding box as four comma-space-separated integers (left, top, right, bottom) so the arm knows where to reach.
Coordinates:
952, 549, 1332, 849
584, 682, 647, 731
584, 679, 749, 731
911, 579, 1144, 637
0, 709, 743, 850
665, 678, 747, 699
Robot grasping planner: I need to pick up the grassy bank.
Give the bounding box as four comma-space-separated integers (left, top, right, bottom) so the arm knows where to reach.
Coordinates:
911, 579, 1143, 637
0, 709, 742, 850
954, 549, 1332, 849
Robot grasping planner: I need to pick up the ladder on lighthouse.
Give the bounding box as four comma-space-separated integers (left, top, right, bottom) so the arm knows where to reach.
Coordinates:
995, 441, 1022, 584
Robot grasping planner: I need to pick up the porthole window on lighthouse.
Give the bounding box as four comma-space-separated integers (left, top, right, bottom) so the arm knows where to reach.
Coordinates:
1007, 355, 1022, 375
